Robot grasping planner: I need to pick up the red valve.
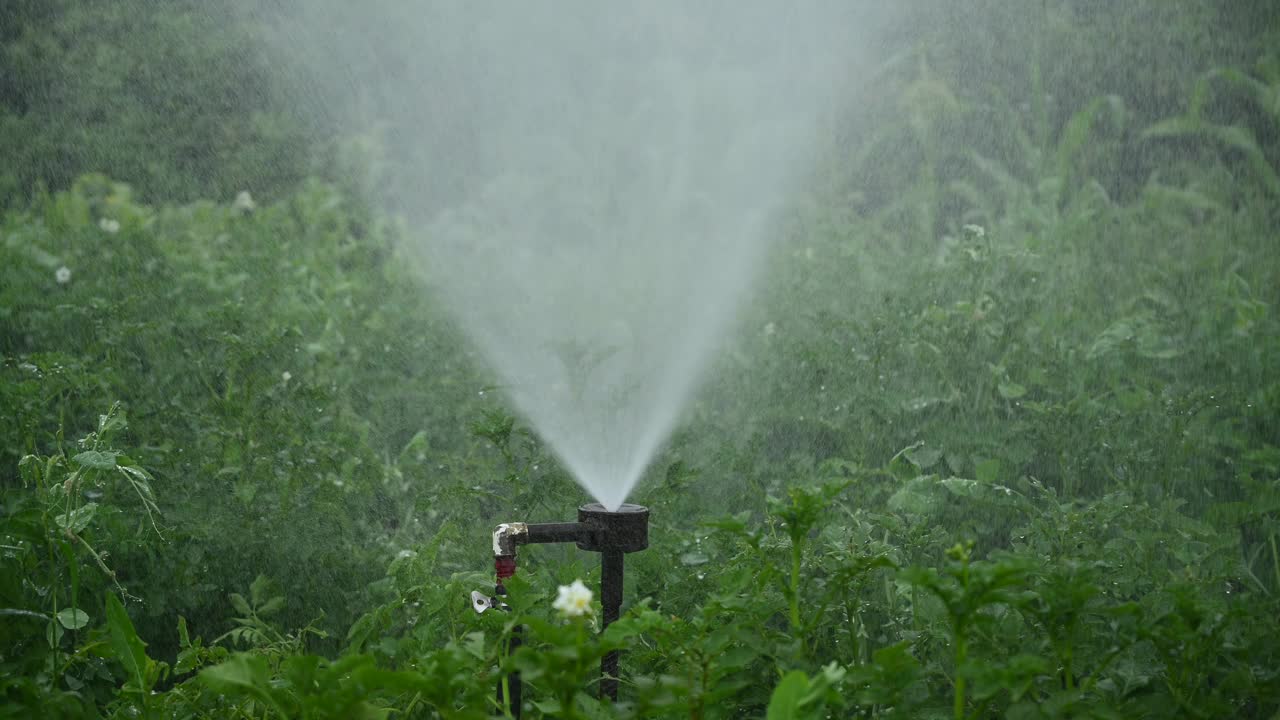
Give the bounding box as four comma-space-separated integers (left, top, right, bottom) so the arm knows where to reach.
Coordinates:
495, 555, 517, 580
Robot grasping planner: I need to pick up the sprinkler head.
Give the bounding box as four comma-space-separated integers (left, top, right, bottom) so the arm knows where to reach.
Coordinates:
576, 503, 649, 554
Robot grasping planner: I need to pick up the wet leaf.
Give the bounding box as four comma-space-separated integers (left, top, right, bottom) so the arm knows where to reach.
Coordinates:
904, 443, 944, 469
680, 551, 710, 566
73, 451, 118, 470
766, 670, 810, 720
54, 503, 98, 533
56, 607, 90, 630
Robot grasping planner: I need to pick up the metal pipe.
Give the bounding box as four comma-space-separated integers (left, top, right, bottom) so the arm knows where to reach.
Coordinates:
599, 548, 624, 701
524, 521, 589, 545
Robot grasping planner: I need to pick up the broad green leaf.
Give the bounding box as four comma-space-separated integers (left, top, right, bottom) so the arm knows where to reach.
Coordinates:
249, 574, 272, 606
200, 653, 270, 692
17, 455, 40, 487
940, 476, 982, 498
199, 653, 290, 716
463, 631, 486, 661
975, 458, 1001, 485
766, 670, 811, 720
55, 503, 98, 533
256, 596, 284, 617
229, 593, 252, 616
106, 593, 151, 691
56, 607, 90, 630
175, 647, 202, 675
531, 699, 564, 714
888, 476, 942, 516
904, 443, 944, 469
73, 450, 118, 470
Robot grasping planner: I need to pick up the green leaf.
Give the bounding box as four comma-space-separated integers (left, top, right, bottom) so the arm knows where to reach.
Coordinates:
904, 443, 944, 470
1056, 94, 1126, 192
56, 607, 90, 630
531, 699, 564, 714
975, 458, 1001, 485
199, 653, 288, 715
997, 381, 1027, 400
680, 551, 710, 566
73, 450, 118, 470
106, 593, 151, 691
462, 631, 486, 661
1204, 124, 1280, 196
767, 670, 811, 720
55, 503, 98, 533
1141, 116, 1204, 140
256, 596, 284, 617
940, 476, 982, 498
175, 647, 202, 675
249, 574, 272, 606
17, 455, 41, 487
229, 593, 252, 616
888, 476, 943, 516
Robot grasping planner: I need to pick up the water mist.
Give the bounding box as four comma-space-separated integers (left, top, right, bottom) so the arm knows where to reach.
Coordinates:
260, 2, 858, 509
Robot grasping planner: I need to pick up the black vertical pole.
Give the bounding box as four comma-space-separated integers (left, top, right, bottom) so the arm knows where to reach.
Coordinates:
600, 548, 624, 701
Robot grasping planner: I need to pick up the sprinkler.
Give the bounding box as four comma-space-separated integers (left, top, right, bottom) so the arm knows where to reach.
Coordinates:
472, 503, 649, 716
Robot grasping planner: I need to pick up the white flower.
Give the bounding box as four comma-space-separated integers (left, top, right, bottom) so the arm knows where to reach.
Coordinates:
98, 218, 120, 234
55, 266, 72, 284
552, 579, 593, 617
962, 223, 985, 239
763, 322, 777, 337
233, 191, 256, 215
281, 371, 292, 383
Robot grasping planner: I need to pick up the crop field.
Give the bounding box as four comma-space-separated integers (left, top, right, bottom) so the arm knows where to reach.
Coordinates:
2, 2, 1279, 718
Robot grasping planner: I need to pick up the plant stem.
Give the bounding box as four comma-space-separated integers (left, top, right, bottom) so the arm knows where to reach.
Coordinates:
789, 541, 802, 634
1269, 531, 1280, 594
1064, 635, 1075, 690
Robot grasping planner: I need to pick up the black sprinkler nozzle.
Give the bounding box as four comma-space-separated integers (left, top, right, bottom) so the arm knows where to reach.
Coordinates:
576, 502, 649, 553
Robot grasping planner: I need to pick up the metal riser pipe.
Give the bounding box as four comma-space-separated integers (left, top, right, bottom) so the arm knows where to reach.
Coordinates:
484, 503, 649, 718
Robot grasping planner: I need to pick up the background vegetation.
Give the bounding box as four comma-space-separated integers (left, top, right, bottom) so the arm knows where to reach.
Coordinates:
2, 1, 1279, 717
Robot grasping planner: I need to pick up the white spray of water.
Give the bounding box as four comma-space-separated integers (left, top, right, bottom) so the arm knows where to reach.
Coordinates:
261, 3, 858, 509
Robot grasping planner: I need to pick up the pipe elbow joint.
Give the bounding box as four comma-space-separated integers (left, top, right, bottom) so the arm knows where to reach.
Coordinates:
493, 522, 528, 557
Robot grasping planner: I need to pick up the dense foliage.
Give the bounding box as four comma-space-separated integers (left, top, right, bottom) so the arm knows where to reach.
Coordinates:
2, 1, 1279, 718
